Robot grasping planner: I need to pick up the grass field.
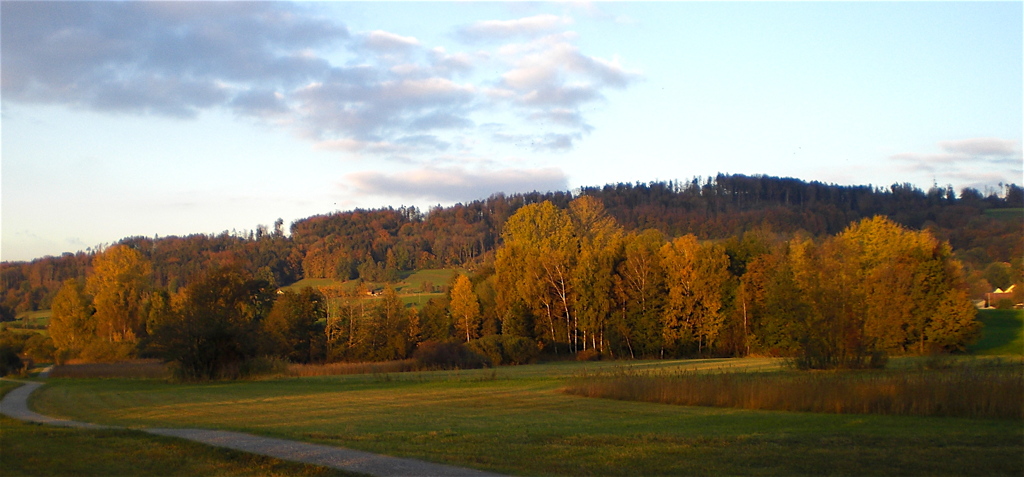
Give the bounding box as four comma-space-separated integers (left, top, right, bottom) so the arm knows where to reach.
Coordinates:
0, 380, 362, 477
29, 358, 1024, 476
1, 310, 51, 333
278, 269, 456, 309
971, 309, 1024, 355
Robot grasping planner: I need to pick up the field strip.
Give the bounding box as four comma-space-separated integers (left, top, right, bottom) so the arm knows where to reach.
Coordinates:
1, 380, 509, 477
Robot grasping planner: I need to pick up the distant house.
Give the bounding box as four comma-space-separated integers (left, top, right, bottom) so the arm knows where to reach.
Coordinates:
985, 285, 1018, 308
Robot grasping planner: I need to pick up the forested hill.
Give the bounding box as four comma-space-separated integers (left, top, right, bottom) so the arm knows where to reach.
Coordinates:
3, 174, 1022, 316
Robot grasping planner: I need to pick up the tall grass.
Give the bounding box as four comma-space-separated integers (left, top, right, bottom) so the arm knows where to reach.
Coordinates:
49, 360, 170, 379
564, 362, 1024, 420
285, 359, 419, 377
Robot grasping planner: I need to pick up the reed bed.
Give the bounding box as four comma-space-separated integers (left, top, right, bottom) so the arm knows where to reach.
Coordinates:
564, 362, 1024, 420
285, 359, 419, 377
49, 360, 170, 379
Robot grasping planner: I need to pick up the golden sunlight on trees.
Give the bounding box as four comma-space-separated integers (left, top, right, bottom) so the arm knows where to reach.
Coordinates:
49, 278, 94, 362
87, 245, 152, 345
49, 245, 153, 362
661, 236, 729, 355
491, 207, 978, 366
450, 274, 480, 342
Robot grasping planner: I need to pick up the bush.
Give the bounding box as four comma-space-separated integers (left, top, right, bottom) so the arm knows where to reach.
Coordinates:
576, 348, 601, 361
467, 335, 539, 366
413, 340, 489, 370
24, 334, 55, 362
0, 345, 24, 377
79, 341, 136, 363
239, 356, 290, 378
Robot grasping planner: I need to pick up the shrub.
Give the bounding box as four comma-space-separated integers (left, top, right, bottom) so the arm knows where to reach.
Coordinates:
413, 340, 489, 370
79, 341, 136, 363
576, 348, 601, 361
467, 335, 539, 366
239, 356, 290, 378
24, 334, 55, 362
0, 346, 23, 377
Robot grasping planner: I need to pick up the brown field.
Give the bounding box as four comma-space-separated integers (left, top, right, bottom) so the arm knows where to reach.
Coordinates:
49, 359, 171, 379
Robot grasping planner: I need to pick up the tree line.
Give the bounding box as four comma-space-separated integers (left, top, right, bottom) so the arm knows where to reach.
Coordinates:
43, 197, 982, 377
3, 174, 1021, 321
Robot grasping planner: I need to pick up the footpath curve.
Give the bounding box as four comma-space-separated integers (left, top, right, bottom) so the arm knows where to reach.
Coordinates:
1, 379, 508, 477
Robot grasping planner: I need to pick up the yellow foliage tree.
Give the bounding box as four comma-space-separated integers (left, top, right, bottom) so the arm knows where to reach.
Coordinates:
450, 274, 481, 342
86, 245, 152, 345
49, 278, 94, 362
661, 235, 730, 354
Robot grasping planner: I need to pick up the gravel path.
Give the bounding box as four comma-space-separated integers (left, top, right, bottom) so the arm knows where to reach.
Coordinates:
1, 379, 509, 477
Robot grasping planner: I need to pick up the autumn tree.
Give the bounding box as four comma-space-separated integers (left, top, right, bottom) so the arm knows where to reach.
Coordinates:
739, 248, 807, 356
661, 235, 729, 355
364, 286, 415, 361
839, 216, 978, 354
450, 274, 481, 342
569, 196, 623, 353
148, 267, 275, 380
86, 245, 152, 345
496, 201, 575, 351
612, 229, 665, 358
49, 278, 94, 362
264, 288, 327, 363
323, 285, 366, 361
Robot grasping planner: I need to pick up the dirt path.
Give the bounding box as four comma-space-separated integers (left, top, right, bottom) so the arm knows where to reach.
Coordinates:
1, 379, 508, 477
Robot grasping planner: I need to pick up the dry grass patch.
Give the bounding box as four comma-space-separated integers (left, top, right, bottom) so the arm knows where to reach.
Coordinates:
49, 359, 170, 379
285, 359, 418, 377
564, 360, 1024, 419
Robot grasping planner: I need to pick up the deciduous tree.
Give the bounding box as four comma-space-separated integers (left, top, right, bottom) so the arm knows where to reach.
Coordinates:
450, 274, 481, 342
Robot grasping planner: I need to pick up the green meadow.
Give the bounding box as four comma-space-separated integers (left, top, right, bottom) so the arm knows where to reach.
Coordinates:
27, 357, 1024, 476
5, 309, 1022, 475
0, 380, 361, 477
971, 309, 1024, 355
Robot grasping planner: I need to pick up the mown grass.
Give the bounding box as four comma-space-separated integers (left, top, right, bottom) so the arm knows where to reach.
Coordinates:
971, 309, 1024, 355
397, 268, 459, 293
0, 380, 362, 477
32, 358, 1024, 476
0, 416, 365, 477
563, 360, 1024, 419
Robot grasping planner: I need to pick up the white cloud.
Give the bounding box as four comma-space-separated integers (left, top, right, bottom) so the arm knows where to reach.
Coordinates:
346, 166, 569, 202
889, 137, 1023, 190
938, 137, 1018, 156
458, 15, 572, 42
361, 30, 421, 52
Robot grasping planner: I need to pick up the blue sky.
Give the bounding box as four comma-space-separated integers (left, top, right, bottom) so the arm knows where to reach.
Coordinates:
2, 1, 1021, 262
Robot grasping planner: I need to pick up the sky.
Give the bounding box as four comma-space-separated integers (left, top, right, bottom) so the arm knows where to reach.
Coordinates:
2, 1, 1021, 262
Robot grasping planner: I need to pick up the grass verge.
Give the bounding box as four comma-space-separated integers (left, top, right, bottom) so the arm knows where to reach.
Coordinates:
30, 358, 1024, 476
